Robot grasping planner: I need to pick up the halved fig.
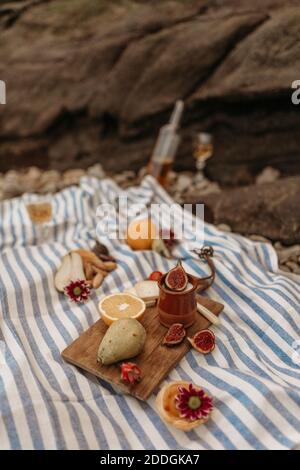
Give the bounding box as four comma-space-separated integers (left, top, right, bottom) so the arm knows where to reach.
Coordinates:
165, 261, 188, 291
163, 323, 186, 346
188, 329, 215, 354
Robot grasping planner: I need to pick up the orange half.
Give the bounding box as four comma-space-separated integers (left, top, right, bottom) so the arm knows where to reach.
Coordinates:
98, 293, 146, 326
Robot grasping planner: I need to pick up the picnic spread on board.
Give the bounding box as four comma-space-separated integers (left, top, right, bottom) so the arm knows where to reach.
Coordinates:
58, 217, 221, 431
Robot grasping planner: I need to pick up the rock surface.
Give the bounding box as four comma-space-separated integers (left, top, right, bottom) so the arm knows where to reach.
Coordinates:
198, 177, 300, 245
0, 0, 300, 184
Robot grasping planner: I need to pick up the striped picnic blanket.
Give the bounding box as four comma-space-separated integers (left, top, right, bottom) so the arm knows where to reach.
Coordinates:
0, 175, 299, 450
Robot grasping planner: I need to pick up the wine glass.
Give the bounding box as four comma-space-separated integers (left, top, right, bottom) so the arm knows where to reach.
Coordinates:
25, 194, 53, 244
193, 132, 214, 179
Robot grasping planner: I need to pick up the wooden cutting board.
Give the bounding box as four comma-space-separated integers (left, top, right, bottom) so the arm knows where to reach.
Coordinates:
62, 295, 224, 401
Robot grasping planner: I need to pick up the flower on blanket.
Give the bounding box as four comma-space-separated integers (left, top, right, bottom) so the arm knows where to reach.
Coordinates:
64, 279, 91, 303
175, 383, 213, 421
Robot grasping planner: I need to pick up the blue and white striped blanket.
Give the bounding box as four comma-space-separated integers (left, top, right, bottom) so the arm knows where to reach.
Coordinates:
0, 176, 299, 450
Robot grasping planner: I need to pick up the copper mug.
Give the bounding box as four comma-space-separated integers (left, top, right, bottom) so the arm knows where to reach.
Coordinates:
157, 273, 201, 328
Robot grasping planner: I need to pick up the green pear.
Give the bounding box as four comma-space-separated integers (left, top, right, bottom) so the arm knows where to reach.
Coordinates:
97, 318, 146, 365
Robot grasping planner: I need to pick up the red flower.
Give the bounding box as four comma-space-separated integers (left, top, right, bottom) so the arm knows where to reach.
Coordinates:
64, 279, 91, 303
160, 229, 177, 248
121, 363, 142, 384
175, 383, 213, 421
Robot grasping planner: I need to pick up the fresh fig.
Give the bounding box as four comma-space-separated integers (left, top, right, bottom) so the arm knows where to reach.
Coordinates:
165, 260, 188, 291
149, 271, 163, 281
163, 323, 186, 346
188, 329, 215, 354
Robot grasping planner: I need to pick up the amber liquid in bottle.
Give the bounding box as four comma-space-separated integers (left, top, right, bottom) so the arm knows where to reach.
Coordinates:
148, 100, 184, 187
147, 159, 173, 186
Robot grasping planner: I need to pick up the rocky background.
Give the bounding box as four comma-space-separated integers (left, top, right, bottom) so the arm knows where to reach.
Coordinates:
0, 0, 300, 184
0, 0, 299, 275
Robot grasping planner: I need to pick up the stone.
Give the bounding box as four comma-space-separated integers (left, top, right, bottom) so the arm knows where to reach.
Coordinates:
183, 180, 220, 205
2, 170, 22, 198
248, 234, 271, 244
113, 170, 138, 189
279, 265, 291, 273
255, 167, 281, 185
198, 177, 300, 245
62, 169, 86, 188
0, 1, 300, 184
194, 176, 210, 190
274, 241, 284, 251
39, 170, 61, 193
285, 261, 300, 274
22, 166, 43, 192
277, 245, 300, 264
168, 171, 177, 183
173, 192, 183, 204
175, 174, 192, 193
217, 224, 232, 233
138, 167, 148, 181
87, 164, 105, 179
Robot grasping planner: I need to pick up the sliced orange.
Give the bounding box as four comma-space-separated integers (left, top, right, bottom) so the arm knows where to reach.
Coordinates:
98, 293, 146, 326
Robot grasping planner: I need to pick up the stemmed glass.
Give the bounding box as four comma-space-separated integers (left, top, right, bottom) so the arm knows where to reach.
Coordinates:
193, 132, 214, 179
25, 194, 53, 244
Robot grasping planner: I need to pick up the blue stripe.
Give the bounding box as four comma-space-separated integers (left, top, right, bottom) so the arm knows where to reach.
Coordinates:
2, 250, 87, 448
30, 245, 110, 449
182, 358, 267, 450
185, 253, 298, 371
187, 255, 300, 381
0, 375, 22, 449
223, 251, 300, 336
203, 347, 295, 447
217, 339, 300, 430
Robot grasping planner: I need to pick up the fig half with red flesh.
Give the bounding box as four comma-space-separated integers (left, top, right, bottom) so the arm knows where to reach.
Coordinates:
165, 261, 188, 291
188, 329, 215, 354
163, 323, 186, 346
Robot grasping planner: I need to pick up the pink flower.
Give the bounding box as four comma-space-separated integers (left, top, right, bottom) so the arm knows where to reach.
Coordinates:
160, 228, 177, 248
175, 383, 213, 421
64, 280, 90, 303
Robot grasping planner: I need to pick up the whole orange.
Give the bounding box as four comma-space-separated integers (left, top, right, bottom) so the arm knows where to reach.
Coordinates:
126, 218, 157, 251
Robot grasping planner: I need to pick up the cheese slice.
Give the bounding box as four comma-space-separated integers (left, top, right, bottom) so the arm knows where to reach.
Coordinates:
124, 281, 159, 307
134, 280, 159, 302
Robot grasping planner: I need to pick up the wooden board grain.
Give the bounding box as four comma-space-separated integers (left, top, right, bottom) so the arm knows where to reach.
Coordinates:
62, 295, 224, 401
